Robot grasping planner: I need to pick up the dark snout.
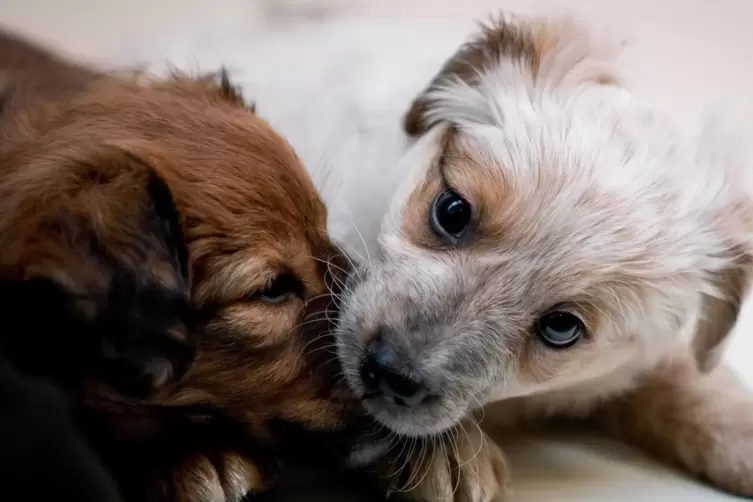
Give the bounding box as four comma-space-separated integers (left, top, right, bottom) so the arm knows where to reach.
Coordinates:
359, 331, 431, 408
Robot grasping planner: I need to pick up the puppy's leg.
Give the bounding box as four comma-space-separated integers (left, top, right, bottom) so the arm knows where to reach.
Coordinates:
0, 148, 194, 398
375, 420, 510, 502
592, 357, 753, 496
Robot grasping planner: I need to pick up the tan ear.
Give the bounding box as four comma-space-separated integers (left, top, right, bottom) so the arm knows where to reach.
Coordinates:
403, 16, 535, 136
692, 259, 750, 373
404, 14, 621, 137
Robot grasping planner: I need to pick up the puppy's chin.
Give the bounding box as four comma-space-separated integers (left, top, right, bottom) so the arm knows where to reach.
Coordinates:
362, 394, 467, 438
344, 435, 389, 468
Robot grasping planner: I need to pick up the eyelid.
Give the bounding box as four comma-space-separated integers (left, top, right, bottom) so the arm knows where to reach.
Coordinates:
260, 272, 304, 298
437, 163, 474, 208
437, 155, 455, 193
225, 269, 289, 305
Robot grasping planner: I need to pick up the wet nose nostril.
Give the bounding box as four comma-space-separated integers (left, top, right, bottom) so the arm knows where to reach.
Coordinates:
380, 369, 427, 406
359, 339, 429, 408
360, 356, 382, 394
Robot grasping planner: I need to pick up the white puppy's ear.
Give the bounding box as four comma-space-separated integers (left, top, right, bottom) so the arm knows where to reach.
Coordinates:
692, 259, 750, 373
404, 13, 621, 136
403, 15, 534, 136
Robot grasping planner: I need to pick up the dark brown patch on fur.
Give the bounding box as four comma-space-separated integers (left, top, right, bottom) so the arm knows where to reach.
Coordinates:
402, 129, 453, 249
403, 16, 536, 136
403, 15, 620, 137
402, 129, 515, 252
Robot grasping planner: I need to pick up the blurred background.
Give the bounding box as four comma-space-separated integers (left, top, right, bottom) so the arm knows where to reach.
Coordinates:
1, 1, 752, 500
1, 0, 752, 123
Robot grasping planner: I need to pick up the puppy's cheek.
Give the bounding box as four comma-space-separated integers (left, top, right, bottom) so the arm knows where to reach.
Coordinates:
335, 285, 383, 395
338, 283, 375, 343
335, 326, 367, 394
217, 303, 300, 349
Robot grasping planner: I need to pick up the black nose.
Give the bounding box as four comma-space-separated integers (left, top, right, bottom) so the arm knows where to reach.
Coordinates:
360, 339, 429, 408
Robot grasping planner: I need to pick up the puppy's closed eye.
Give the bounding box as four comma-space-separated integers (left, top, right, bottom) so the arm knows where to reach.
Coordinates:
252, 273, 304, 305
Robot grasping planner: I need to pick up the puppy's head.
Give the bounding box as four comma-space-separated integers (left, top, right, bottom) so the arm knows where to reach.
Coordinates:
0, 71, 367, 466
337, 13, 752, 436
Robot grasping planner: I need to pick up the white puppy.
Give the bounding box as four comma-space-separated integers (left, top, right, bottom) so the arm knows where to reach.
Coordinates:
115, 9, 753, 502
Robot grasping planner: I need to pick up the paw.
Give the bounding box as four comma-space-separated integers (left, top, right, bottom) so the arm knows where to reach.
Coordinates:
149, 451, 270, 502
379, 421, 510, 502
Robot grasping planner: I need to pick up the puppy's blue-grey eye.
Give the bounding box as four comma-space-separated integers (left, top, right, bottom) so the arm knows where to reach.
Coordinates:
537, 311, 584, 348
432, 189, 472, 239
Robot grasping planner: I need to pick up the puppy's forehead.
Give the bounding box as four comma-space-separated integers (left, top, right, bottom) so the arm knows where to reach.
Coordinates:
97, 94, 335, 297
400, 116, 719, 289
58, 83, 329, 236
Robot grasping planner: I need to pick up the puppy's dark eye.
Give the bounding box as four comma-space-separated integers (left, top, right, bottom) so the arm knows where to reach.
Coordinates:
536, 311, 584, 348
431, 189, 472, 240
255, 273, 303, 305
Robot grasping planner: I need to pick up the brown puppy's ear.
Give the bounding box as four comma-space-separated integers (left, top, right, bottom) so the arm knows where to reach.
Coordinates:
691, 258, 750, 373
79, 148, 195, 398
404, 14, 621, 136
0, 146, 194, 398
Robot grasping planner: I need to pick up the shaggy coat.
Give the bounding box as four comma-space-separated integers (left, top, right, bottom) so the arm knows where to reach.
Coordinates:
0, 30, 372, 502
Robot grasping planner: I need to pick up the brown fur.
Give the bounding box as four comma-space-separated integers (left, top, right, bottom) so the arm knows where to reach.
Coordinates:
0, 30, 368, 502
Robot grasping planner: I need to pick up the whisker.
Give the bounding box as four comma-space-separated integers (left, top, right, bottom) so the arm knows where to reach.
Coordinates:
342, 211, 372, 268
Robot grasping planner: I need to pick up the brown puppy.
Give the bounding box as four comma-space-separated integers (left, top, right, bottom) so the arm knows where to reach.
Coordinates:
0, 30, 375, 502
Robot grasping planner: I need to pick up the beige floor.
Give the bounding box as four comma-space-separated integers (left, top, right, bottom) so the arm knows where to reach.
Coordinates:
1, 0, 752, 500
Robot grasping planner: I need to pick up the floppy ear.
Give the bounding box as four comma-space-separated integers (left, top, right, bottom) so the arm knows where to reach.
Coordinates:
0, 146, 194, 398
404, 14, 621, 136
404, 16, 534, 136
691, 258, 750, 373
